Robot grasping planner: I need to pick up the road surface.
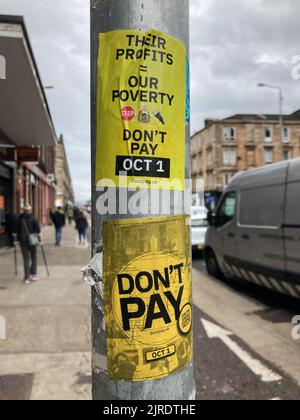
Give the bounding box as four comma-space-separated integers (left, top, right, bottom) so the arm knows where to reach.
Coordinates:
1, 229, 299, 400
193, 256, 300, 400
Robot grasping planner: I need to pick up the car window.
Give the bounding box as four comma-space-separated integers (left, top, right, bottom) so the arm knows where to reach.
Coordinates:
217, 192, 236, 225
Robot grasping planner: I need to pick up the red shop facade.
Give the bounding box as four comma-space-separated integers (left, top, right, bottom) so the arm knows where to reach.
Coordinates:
17, 162, 55, 225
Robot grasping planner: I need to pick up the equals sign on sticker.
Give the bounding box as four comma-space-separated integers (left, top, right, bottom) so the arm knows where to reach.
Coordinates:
140, 65, 148, 73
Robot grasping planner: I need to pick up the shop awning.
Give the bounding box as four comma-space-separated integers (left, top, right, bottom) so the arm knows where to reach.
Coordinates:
0, 15, 57, 146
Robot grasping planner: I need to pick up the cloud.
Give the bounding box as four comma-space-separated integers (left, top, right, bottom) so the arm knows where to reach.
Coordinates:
190, 0, 300, 134
0, 0, 90, 203
1, 0, 299, 197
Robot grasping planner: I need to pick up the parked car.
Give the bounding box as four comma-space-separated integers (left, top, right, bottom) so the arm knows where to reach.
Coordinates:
191, 206, 208, 252
204, 158, 300, 300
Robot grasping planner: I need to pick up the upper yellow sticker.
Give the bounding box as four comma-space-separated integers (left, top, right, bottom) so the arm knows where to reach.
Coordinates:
96, 29, 186, 190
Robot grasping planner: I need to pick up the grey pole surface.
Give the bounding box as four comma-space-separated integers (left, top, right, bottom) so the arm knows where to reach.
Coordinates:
91, 0, 194, 401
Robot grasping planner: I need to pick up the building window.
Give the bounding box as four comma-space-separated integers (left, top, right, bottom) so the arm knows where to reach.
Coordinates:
282, 127, 290, 143
197, 137, 202, 150
207, 127, 214, 147
191, 158, 197, 175
246, 149, 255, 167
264, 148, 273, 164
283, 149, 292, 161
223, 148, 237, 166
190, 142, 196, 156
207, 172, 213, 190
264, 127, 273, 142
207, 150, 213, 167
223, 127, 236, 142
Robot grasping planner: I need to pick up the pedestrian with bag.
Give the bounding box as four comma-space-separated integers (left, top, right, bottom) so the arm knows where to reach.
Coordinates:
75, 211, 89, 246
15, 204, 41, 285
50, 207, 66, 247
4, 209, 17, 248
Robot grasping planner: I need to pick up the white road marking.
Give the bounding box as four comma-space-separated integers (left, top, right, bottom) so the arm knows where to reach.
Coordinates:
201, 319, 282, 383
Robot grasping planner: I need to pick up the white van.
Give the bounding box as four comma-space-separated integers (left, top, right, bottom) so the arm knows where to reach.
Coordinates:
205, 158, 300, 299
191, 206, 208, 252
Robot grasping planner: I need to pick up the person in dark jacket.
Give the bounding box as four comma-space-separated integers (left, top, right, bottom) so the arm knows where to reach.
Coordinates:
75, 211, 89, 246
73, 206, 80, 222
50, 207, 66, 246
4, 210, 17, 247
67, 207, 74, 225
15, 204, 41, 284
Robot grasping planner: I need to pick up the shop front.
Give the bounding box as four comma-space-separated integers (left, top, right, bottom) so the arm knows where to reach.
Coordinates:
17, 162, 55, 226
0, 16, 57, 247
0, 162, 14, 247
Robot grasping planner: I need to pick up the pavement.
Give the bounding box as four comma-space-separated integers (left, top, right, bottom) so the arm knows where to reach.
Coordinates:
0, 224, 91, 400
1, 229, 300, 400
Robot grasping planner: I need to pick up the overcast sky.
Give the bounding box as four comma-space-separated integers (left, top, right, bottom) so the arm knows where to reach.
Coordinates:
1, 0, 299, 202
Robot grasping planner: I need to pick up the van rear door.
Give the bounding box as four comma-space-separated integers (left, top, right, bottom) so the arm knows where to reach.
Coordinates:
283, 160, 300, 297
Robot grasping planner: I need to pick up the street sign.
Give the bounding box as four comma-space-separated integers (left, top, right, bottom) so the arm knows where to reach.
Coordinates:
16, 147, 40, 162
0, 147, 40, 162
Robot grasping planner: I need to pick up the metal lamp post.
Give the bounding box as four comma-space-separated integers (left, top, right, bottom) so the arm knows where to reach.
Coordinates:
257, 83, 284, 160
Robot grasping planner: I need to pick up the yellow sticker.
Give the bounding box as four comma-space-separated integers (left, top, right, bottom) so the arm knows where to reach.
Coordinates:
103, 216, 192, 382
96, 30, 186, 191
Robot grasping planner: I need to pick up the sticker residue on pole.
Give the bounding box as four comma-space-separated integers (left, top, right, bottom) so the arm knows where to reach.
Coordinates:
96, 30, 186, 191
103, 216, 192, 382
185, 57, 190, 124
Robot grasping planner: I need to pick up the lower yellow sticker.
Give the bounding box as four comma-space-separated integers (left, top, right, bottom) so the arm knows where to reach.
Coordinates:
103, 215, 192, 382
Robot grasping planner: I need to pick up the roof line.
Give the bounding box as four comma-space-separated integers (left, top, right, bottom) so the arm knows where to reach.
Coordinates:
224, 114, 291, 119
0, 14, 57, 144
57, 135, 74, 195
192, 110, 300, 138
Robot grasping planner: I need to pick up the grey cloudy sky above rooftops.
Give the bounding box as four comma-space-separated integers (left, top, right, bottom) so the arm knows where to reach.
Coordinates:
1, 0, 299, 201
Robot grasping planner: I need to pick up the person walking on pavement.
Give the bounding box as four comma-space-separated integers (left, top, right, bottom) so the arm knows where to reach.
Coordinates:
73, 206, 80, 223
50, 207, 66, 247
3, 210, 17, 247
67, 207, 74, 225
15, 204, 41, 284
75, 211, 89, 246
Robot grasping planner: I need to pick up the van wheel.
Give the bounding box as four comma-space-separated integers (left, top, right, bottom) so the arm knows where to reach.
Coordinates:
205, 250, 223, 279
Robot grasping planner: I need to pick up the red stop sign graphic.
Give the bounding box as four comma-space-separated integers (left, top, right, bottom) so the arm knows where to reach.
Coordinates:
121, 106, 135, 122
